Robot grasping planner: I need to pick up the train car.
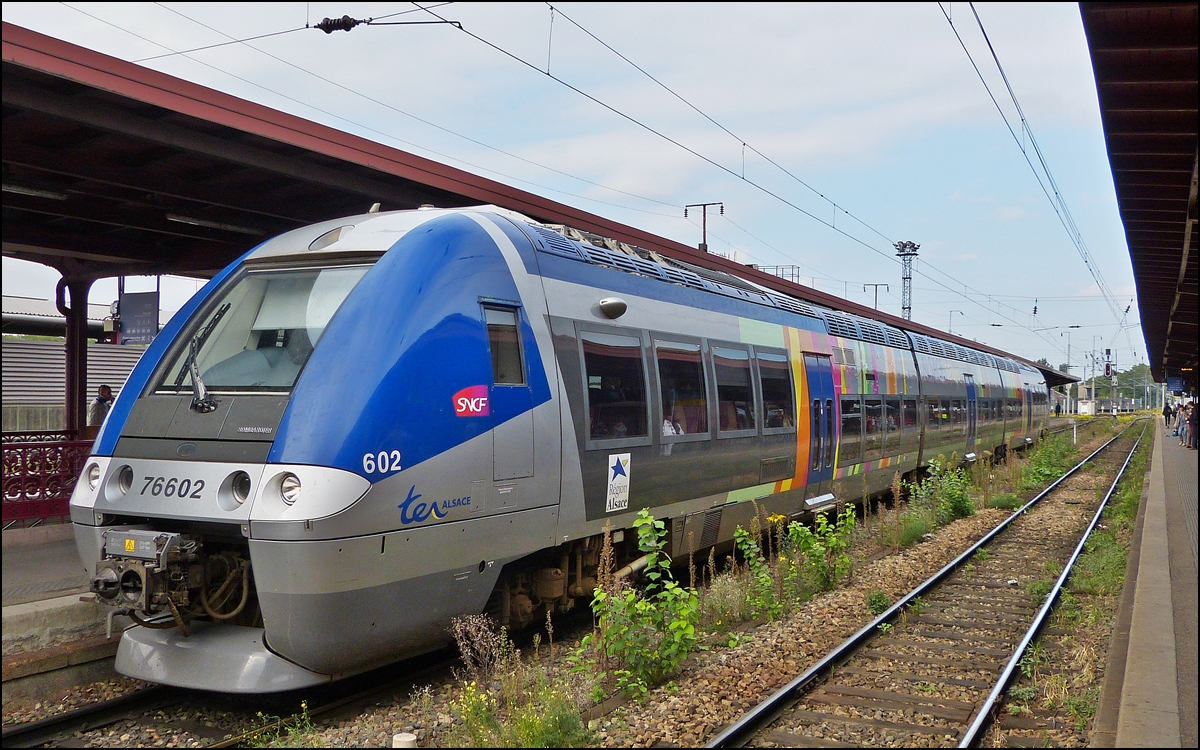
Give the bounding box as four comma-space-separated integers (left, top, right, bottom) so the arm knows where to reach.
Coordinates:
69, 206, 1050, 692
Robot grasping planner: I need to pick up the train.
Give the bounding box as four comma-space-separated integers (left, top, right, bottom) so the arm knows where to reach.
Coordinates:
70, 206, 1050, 692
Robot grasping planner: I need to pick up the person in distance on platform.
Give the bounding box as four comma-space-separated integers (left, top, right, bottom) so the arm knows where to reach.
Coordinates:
88, 384, 113, 428
1187, 402, 1197, 450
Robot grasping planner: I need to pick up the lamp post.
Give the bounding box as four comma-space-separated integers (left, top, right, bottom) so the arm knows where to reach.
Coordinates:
1057, 326, 1081, 413
949, 310, 963, 335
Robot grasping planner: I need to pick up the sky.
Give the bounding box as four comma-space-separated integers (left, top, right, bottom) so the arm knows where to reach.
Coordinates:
2, 2, 1145, 378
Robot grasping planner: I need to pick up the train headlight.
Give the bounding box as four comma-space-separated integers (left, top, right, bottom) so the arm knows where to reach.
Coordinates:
85, 463, 101, 491
231, 471, 252, 504
117, 466, 134, 495
279, 473, 302, 506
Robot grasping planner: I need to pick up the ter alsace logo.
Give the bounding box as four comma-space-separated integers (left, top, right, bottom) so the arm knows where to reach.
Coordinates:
453, 385, 490, 417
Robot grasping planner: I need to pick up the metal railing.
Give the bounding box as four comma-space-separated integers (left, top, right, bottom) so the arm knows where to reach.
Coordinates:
2, 429, 81, 443
2, 433, 93, 528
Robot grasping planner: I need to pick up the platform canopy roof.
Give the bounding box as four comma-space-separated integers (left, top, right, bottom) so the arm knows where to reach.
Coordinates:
1080, 3, 1198, 388
2, 21, 1074, 386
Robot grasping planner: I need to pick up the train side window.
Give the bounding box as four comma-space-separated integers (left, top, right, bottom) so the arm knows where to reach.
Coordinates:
863, 397, 883, 458
757, 349, 795, 431
951, 399, 963, 427
903, 398, 919, 454
883, 396, 901, 454
940, 398, 952, 430
582, 330, 648, 440
838, 397, 862, 466
712, 346, 756, 433
824, 398, 834, 468
656, 340, 709, 436
484, 307, 525, 385
811, 400, 821, 472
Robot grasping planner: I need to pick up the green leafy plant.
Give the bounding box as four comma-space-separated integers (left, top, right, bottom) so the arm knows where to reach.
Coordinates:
906, 595, 927, 618
1022, 435, 1078, 490
786, 506, 856, 592
1019, 642, 1045, 678
910, 457, 976, 525
247, 701, 321, 748
865, 589, 891, 615
1008, 685, 1038, 702
1026, 578, 1055, 606
585, 509, 700, 699
448, 672, 592, 748
734, 525, 783, 620
990, 492, 1022, 510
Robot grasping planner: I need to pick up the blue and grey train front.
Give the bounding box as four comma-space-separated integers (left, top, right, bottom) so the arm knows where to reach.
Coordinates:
69, 208, 558, 692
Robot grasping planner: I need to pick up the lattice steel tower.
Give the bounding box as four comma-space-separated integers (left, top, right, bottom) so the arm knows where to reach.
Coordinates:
893, 241, 919, 320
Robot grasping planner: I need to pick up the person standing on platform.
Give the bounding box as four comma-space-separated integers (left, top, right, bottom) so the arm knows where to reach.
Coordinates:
87, 384, 113, 432
1162, 401, 1172, 428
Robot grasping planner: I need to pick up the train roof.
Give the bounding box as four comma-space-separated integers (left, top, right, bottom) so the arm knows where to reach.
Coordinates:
243, 206, 1073, 388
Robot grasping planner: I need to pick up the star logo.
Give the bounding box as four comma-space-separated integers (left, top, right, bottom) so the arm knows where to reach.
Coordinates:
610, 456, 627, 480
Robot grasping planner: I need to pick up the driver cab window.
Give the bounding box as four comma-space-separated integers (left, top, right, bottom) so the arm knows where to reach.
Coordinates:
485, 307, 525, 385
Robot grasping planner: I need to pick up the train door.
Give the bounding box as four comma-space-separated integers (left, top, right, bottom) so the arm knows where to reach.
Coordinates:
803, 354, 835, 502
964, 373, 978, 452
484, 306, 534, 480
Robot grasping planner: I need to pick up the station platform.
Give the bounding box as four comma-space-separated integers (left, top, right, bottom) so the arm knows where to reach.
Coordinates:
1098, 418, 1197, 748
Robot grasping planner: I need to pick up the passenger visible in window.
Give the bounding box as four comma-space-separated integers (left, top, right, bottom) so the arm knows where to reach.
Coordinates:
657, 342, 708, 435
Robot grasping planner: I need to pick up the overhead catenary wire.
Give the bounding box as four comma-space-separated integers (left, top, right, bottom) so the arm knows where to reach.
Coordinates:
132, 4, 456, 62
56, 3, 1074, 362
64, 2, 684, 220
939, 3, 1124, 327
148, 2, 682, 213
414, 2, 1072, 358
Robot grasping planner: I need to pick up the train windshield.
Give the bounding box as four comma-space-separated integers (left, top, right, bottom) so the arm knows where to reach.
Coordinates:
156, 265, 369, 394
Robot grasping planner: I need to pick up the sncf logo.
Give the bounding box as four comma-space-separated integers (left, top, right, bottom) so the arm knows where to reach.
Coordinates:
453, 385, 490, 417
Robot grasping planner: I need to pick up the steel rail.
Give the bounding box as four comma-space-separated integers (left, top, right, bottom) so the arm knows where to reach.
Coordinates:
705, 422, 1141, 748
0, 686, 178, 748
204, 647, 458, 748
957, 421, 1147, 746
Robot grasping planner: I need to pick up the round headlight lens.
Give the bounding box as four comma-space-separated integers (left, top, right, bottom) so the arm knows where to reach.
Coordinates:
118, 466, 134, 495
231, 471, 252, 504
85, 463, 101, 491
280, 473, 302, 506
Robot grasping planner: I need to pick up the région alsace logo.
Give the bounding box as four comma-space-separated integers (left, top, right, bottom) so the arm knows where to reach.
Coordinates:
453, 385, 490, 417
606, 453, 631, 513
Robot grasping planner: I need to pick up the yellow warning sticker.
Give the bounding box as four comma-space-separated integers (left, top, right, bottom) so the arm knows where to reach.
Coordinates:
125, 538, 135, 552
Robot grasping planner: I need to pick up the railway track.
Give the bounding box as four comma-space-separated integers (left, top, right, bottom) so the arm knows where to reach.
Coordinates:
0, 647, 459, 749
708, 420, 1147, 748
0, 685, 182, 748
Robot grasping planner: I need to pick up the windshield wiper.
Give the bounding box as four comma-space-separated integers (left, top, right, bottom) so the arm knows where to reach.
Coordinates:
173, 303, 230, 413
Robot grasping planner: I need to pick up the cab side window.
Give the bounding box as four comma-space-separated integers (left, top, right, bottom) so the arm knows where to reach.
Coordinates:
485, 307, 525, 385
